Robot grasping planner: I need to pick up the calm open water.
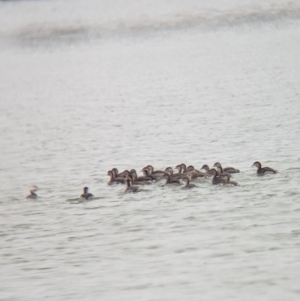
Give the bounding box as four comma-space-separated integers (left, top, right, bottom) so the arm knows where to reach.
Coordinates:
1, 1, 300, 300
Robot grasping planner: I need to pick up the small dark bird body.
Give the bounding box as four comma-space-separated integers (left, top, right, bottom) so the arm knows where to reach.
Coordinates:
181, 177, 197, 189
26, 186, 39, 199
252, 161, 277, 175
125, 175, 139, 193
80, 187, 94, 200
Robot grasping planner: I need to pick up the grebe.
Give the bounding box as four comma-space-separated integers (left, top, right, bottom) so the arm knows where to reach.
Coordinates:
181, 177, 197, 189
163, 173, 181, 185
107, 170, 126, 184
186, 165, 205, 179
111, 168, 130, 180
141, 165, 164, 180
222, 175, 238, 186
130, 170, 154, 185
200, 164, 214, 176
80, 187, 94, 200
213, 162, 240, 174
131, 169, 155, 181
252, 161, 277, 175
142, 165, 165, 176
26, 186, 39, 199
210, 169, 227, 185
114, 168, 131, 178
164, 167, 183, 180
164, 167, 174, 175
175, 163, 187, 174
125, 175, 139, 193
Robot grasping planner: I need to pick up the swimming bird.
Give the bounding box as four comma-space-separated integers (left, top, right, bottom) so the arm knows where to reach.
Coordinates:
175, 163, 187, 174
167, 167, 185, 180
210, 169, 228, 185
143, 165, 165, 176
222, 175, 238, 186
186, 165, 205, 179
115, 168, 131, 178
80, 187, 94, 200
141, 165, 164, 181
164, 167, 174, 174
163, 173, 181, 185
200, 164, 214, 176
111, 168, 130, 180
125, 175, 139, 192
252, 161, 277, 175
107, 170, 126, 184
26, 186, 39, 199
164, 167, 181, 179
111, 168, 129, 178
169, 165, 186, 180
111, 168, 120, 178
130, 170, 153, 185
214, 165, 232, 178
213, 162, 240, 174
181, 176, 197, 189
132, 169, 155, 181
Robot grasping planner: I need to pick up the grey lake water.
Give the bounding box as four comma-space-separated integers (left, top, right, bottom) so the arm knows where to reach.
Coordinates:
1, 0, 300, 300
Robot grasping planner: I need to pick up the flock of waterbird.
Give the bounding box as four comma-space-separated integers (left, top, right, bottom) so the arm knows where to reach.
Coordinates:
26, 161, 278, 200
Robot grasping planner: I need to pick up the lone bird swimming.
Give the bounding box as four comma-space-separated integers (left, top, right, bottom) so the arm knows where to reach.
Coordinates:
80, 187, 94, 200
252, 161, 277, 175
26, 186, 39, 199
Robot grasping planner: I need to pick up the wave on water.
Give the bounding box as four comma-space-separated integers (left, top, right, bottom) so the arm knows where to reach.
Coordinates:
4, 2, 300, 45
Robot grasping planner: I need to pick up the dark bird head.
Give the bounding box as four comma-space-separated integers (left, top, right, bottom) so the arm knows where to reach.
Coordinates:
252, 161, 261, 168
213, 162, 221, 168
201, 164, 209, 171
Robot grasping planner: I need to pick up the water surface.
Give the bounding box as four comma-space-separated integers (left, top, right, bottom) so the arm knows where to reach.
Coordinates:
1, 1, 300, 300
